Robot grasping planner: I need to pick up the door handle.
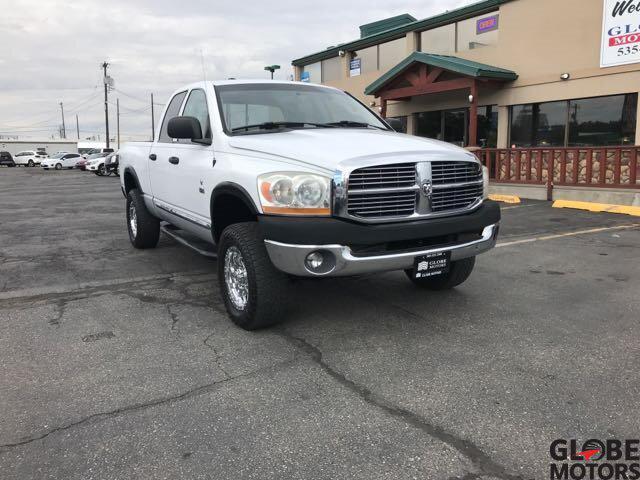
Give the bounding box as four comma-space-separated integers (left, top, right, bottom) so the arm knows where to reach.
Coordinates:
149, 153, 157, 161
168, 156, 179, 165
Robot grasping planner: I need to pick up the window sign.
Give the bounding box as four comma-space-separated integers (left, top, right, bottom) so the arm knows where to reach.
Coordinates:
349, 58, 361, 77
300, 71, 310, 82
601, 0, 640, 68
476, 14, 499, 34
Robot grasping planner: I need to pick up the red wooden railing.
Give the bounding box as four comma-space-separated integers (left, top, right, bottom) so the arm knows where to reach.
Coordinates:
474, 146, 640, 200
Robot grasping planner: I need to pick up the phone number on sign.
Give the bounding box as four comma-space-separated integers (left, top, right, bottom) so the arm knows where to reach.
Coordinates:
617, 45, 640, 56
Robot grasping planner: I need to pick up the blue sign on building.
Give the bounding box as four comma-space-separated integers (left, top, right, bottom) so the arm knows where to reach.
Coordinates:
300, 71, 310, 82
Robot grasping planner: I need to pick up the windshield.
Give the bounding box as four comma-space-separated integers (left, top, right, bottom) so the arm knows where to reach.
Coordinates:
216, 83, 389, 134
50, 153, 65, 159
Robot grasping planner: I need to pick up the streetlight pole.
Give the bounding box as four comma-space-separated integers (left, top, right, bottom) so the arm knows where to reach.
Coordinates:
59, 102, 66, 139
264, 64, 281, 80
102, 61, 110, 149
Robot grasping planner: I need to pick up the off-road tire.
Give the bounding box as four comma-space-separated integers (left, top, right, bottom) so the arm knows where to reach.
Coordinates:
217, 222, 288, 330
405, 256, 476, 290
126, 188, 160, 249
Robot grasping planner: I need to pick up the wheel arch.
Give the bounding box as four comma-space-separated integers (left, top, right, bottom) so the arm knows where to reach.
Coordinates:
123, 167, 142, 197
210, 182, 259, 243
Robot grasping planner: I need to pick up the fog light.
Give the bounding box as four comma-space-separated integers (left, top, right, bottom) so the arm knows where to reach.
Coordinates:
305, 251, 324, 270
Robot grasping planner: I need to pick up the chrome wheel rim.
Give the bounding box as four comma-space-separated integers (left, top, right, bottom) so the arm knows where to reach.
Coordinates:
128, 202, 137, 238
224, 246, 249, 311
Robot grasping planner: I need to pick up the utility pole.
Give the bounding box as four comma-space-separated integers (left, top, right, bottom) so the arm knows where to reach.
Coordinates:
59, 102, 66, 139
151, 93, 155, 141
116, 98, 120, 149
102, 61, 110, 148
75, 114, 79, 140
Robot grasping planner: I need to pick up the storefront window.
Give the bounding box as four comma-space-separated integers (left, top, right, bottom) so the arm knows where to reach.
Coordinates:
420, 24, 456, 55
353, 45, 378, 74
457, 13, 499, 52
416, 111, 442, 141
568, 94, 638, 146
478, 105, 498, 148
511, 94, 638, 147
321, 57, 342, 82
387, 116, 407, 133
378, 38, 406, 71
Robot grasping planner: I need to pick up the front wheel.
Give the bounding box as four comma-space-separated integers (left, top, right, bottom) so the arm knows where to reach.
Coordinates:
218, 222, 288, 330
126, 188, 160, 249
55, 163, 62, 170
28, 160, 35, 167
405, 257, 476, 290
98, 164, 106, 176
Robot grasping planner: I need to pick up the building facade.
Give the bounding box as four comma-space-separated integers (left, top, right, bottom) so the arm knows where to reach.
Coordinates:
292, 0, 640, 150
292, 0, 640, 203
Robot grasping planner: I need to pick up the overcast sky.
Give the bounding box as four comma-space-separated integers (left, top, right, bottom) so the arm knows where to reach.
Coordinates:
0, 0, 469, 141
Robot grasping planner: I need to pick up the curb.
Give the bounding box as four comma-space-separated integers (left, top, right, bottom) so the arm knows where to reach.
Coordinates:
552, 200, 640, 217
488, 194, 521, 204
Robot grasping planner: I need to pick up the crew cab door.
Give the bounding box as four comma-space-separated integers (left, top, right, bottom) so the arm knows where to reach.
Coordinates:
148, 88, 215, 231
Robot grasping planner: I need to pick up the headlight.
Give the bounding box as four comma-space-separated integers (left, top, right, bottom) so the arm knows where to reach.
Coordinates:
482, 166, 489, 200
258, 172, 331, 215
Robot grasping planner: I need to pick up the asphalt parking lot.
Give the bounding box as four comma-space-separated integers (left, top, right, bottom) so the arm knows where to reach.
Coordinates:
1, 167, 639, 480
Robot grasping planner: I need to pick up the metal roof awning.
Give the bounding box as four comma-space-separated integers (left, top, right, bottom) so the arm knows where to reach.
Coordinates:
365, 52, 518, 97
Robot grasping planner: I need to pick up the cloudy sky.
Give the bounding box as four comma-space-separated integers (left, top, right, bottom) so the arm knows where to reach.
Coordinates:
0, 0, 469, 141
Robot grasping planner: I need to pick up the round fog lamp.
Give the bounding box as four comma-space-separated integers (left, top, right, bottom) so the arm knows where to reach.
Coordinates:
305, 251, 324, 270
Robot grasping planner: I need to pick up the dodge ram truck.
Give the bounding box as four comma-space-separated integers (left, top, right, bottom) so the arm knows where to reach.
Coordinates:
119, 80, 500, 330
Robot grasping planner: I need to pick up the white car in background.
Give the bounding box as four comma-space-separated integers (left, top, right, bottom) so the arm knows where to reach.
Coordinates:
13, 150, 48, 167
85, 152, 110, 175
41, 152, 81, 170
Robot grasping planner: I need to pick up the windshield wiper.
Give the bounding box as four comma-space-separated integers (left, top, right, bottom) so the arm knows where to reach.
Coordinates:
322, 120, 387, 130
231, 121, 334, 133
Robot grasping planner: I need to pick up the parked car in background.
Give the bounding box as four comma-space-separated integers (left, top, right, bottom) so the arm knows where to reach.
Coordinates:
85, 152, 110, 175
104, 152, 119, 176
77, 152, 105, 170
0, 151, 16, 167
13, 150, 48, 167
81, 147, 114, 159
41, 153, 80, 170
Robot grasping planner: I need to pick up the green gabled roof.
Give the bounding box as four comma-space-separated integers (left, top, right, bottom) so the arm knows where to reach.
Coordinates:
291, 0, 515, 67
364, 52, 518, 96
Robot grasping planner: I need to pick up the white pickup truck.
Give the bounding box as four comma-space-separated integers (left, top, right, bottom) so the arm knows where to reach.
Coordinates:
119, 80, 500, 330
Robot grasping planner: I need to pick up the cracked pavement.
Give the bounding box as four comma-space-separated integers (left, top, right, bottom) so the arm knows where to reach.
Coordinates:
1, 168, 639, 479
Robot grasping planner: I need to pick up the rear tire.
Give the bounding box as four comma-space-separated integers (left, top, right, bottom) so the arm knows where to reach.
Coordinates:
28, 160, 34, 167
218, 222, 288, 330
405, 257, 476, 290
126, 188, 160, 249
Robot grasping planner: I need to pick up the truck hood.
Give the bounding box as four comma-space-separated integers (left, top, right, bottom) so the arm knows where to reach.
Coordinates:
227, 129, 474, 173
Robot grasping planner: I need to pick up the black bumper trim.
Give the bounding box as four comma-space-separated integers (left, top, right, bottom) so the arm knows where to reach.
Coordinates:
257, 200, 500, 246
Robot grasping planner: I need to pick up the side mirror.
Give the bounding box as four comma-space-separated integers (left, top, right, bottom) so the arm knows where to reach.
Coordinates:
167, 116, 211, 145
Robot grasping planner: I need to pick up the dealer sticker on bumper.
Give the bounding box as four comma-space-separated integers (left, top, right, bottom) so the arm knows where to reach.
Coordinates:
413, 251, 450, 279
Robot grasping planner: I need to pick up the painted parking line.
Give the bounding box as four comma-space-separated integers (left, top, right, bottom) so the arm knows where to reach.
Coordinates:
501, 203, 546, 211
496, 223, 640, 248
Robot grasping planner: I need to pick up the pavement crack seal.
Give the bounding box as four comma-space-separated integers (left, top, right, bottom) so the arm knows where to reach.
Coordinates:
203, 333, 232, 379
278, 330, 523, 480
0, 360, 293, 454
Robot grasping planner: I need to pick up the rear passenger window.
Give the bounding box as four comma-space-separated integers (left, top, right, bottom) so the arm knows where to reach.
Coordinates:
159, 91, 187, 143
181, 89, 211, 141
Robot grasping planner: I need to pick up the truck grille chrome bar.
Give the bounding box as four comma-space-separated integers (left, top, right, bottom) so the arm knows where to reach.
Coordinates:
339, 160, 483, 223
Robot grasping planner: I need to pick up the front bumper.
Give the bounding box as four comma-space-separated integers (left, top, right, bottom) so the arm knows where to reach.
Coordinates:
260, 200, 500, 277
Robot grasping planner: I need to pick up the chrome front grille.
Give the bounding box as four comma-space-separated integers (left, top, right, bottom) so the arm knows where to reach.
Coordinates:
431, 183, 484, 212
348, 163, 417, 190
343, 160, 483, 222
431, 161, 482, 185
347, 190, 417, 218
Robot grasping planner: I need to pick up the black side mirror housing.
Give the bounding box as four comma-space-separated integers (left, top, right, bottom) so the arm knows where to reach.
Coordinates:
167, 116, 211, 145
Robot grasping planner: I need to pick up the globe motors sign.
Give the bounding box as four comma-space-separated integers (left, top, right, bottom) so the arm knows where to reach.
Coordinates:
601, 0, 640, 67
